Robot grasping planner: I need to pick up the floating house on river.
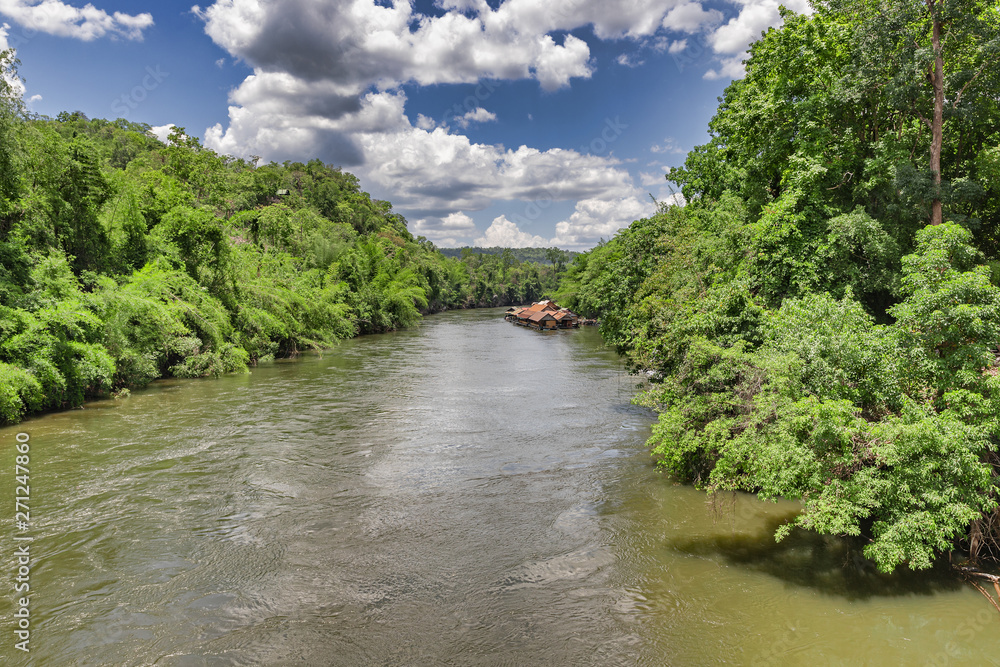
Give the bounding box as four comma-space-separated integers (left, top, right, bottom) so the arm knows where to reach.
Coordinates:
505, 300, 580, 330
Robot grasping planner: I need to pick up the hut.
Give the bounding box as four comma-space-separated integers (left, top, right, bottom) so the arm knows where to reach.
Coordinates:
553, 309, 579, 328
505, 300, 579, 330
526, 311, 558, 330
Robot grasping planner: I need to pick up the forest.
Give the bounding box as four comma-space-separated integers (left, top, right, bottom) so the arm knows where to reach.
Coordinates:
437, 246, 577, 268
0, 49, 563, 426
556, 0, 1000, 573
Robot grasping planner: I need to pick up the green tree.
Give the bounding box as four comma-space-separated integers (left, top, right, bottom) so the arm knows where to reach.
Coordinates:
825, 0, 1000, 230
0, 48, 24, 237
54, 137, 112, 273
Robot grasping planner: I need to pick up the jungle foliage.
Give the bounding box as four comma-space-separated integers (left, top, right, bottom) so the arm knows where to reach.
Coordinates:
556, 0, 1000, 572
438, 246, 577, 267
0, 48, 559, 425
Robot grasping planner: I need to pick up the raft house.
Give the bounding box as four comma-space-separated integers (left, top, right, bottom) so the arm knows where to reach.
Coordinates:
504, 300, 580, 330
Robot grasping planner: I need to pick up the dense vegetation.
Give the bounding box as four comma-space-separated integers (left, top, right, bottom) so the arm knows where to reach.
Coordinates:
557, 0, 1000, 572
438, 246, 577, 268
0, 50, 562, 425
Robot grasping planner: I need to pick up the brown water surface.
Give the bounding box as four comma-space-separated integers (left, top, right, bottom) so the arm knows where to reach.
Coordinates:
1, 308, 997, 665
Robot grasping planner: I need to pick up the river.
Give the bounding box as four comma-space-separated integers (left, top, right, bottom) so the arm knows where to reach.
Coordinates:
2, 308, 998, 665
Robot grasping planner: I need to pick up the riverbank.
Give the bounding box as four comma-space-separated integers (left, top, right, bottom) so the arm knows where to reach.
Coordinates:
0, 114, 569, 428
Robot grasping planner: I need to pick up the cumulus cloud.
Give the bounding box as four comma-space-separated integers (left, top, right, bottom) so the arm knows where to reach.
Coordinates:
704, 55, 748, 80
663, 191, 686, 207
662, 2, 723, 33
484, 0, 682, 40
204, 85, 409, 166
0, 23, 25, 97
551, 195, 655, 249
639, 171, 666, 187
697, 0, 811, 79
354, 115, 637, 216
474, 215, 548, 248
651, 0, 812, 80
205, 84, 638, 248
415, 113, 437, 131
195, 0, 594, 93
667, 39, 687, 54
616, 52, 644, 67
710, 0, 812, 54
193, 0, 808, 251
412, 211, 478, 247
150, 123, 176, 143
454, 107, 497, 128
0, 0, 152, 41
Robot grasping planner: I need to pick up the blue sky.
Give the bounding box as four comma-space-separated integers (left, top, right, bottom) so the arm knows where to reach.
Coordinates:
2, 0, 809, 250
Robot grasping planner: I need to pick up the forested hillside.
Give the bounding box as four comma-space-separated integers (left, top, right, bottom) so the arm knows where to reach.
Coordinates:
557, 0, 1000, 572
0, 50, 559, 425
438, 246, 577, 267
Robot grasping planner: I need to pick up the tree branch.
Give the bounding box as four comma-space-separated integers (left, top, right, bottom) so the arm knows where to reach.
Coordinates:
956, 565, 1000, 583
914, 107, 933, 130
953, 60, 991, 108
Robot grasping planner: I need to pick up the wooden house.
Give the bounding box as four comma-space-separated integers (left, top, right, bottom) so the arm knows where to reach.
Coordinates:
505, 300, 579, 330
526, 311, 558, 330
553, 309, 579, 328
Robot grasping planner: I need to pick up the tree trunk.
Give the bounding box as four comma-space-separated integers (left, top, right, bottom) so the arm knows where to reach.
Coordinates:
929, 0, 944, 225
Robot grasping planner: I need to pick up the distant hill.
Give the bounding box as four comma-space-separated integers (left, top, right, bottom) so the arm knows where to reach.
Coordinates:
437, 246, 578, 265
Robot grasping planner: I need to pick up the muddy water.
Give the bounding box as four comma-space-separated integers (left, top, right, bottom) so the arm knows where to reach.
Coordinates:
1, 308, 996, 665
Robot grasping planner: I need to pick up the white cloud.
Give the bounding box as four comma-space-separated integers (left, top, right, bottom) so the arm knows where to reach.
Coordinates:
704, 55, 747, 80
150, 123, 175, 143
551, 195, 654, 249
204, 84, 410, 165
204, 87, 638, 245
215, 57, 225, 68
454, 107, 497, 128
474, 215, 548, 248
415, 113, 437, 131
662, 2, 723, 34
355, 122, 636, 215
485, 0, 684, 40
0, 23, 25, 98
195, 0, 595, 93
639, 171, 666, 187
412, 211, 478, 247
192, 0, 812, 251
437, 0, 490, 12
663, 191, 686, 207
709, 0, 811, 55
27, 93, 40, 102
0, 0, 152, 41
650, 137, 685, 155
616, 52, 644, 68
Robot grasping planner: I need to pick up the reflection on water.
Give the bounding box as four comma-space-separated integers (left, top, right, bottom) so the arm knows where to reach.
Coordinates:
1, 308, 998, 666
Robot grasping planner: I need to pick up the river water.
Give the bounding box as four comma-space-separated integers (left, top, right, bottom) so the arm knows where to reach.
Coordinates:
2, 308, 998, 665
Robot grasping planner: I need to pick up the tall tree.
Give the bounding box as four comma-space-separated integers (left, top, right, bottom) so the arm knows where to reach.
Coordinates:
0, 48, 25, 237
826, 0, 1000, 228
